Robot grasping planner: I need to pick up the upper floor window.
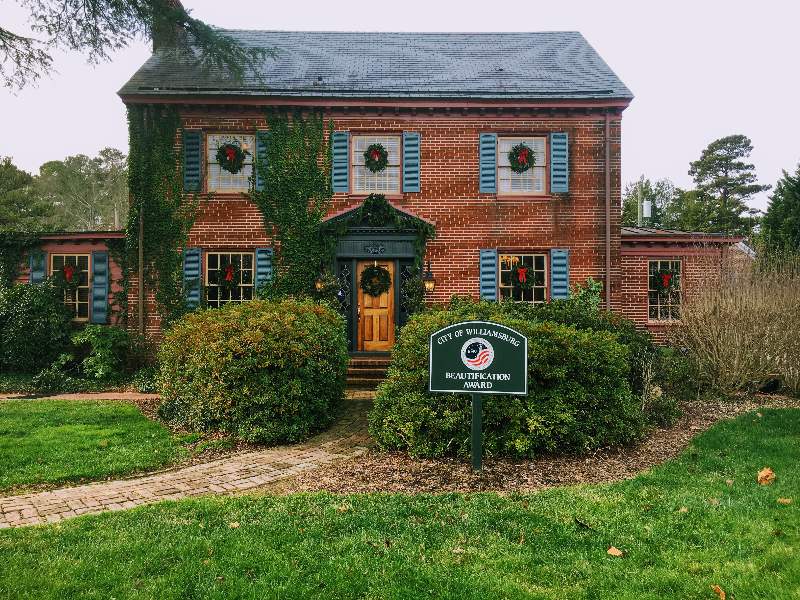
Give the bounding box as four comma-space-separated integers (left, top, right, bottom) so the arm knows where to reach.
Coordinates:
498, 136, 547, 195
205, 252, 255, 308
499, 253, 548, 303
648, 259, 682, 321
352, 135, 401, 194
51, 254, 90, 321
207, 134, 254, 193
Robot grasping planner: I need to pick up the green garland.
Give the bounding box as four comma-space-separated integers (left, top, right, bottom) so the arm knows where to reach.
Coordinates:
508, 142, 535, 174
360, 265, 391, 297
216, 142, 250, 174
364, 143, 389, 173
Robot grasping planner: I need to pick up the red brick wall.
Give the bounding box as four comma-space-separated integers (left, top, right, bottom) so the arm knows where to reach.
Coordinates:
127, 106, 624, 337
620, 243, 728, 342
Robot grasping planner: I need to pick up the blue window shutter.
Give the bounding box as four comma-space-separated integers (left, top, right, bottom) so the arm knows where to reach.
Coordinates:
331, 131, 349, 193
550, 132, 569, 193
29, 251, 46, 284
479, 133, 497, 193
402, 131, 421, 193
90, 251, 109, 324
255, 130, 270, 192
255, 247, 273, 291
183, 247, 202, 309
183, 130, 202, 192
479, 249, 498, 300
550, 249, 570, 299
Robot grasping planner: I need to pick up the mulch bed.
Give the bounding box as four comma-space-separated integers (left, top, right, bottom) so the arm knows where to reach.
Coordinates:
266, 394, 800, 495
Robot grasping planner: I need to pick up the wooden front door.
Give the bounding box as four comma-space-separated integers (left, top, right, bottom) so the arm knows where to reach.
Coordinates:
357, 260, 395, 352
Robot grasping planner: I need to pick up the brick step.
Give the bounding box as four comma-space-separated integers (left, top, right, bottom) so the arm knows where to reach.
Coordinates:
346, 377, 384, 390
348, 359, 391, 368
346, 367, 387, 378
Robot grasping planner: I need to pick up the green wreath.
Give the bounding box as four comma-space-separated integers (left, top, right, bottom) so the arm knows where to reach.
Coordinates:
51, 264, 81, 294
510, 264, 534, 290
653, 269, 679, 294
364, 143, 389, 173
360, 265, 391, 297
216, 142, 250, 174
218, 263, 241, 293
508, 142, 535, 174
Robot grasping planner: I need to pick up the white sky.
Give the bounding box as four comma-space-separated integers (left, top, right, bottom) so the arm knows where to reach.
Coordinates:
2, 0, 798, 211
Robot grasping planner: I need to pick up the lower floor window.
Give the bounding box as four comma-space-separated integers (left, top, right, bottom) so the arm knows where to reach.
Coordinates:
205, 252, 254, 308
499, 253, 547, 302
648, 259, 682, 320
51, 254, 90, 320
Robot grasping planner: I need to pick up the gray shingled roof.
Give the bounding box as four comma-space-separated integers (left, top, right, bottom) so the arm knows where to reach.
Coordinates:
119, 31, 632, 100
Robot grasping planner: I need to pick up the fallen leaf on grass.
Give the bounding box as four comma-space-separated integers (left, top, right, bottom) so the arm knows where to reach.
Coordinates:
725, 479, 734, 487
678, 506, 689, 513
777, 498, 792, 505
337, 504, 351, 513
758, 467, 775, 485
708, 498, 720, 506
228, 522, 240, 529
452, 547, 465, 554
711, 584, 726, 599
607, 546, 624, 557
756, 412, 763, 417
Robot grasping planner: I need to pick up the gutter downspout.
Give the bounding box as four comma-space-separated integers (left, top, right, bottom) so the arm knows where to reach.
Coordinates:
604, 112, 612, 309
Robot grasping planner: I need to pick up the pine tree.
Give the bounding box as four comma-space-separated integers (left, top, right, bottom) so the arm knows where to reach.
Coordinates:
762, 164, 800, 251
687, 135, 770, 235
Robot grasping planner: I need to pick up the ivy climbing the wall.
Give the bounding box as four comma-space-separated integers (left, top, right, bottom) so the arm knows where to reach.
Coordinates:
250, 111, 334, 298
126, 105, 198, 327
0, 232, 39, 288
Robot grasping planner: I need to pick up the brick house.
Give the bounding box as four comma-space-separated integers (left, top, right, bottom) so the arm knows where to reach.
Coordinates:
21, 31, 740, 348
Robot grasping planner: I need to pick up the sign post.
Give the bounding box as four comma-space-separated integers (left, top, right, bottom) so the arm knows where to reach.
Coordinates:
429, 321, 528, 471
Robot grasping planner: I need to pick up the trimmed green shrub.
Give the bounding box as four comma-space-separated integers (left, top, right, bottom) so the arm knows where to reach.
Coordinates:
157, 299, 348, 444
0, 282, 73, 372
71, 325, 132, 380
369, 301, 645, 458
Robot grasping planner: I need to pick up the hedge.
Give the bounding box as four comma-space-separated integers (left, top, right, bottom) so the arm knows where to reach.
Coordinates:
0, 282, 73, 372
157, 299, 348, 444
369, 301, 645, 458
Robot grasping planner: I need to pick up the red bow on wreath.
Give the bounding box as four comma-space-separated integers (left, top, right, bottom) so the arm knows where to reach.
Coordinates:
224, 264, 235, 282
370, 149, 381, 162
517, 148, 529, 167
63, 264, 75, 283
516, 266, 528, 283
225, 147, 237, 161
661, 273, 673, 289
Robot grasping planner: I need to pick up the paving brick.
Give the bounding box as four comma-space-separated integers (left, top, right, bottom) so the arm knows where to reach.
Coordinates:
0, 396, 371, 528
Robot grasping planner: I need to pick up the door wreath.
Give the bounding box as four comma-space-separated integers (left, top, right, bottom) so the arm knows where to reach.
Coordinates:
363, 143, 389, 173
218, 263, 241, 293
510, 264, 534, 290
508, 142, 535, 173
360, 265, 391, 297
653, 269, 679, 294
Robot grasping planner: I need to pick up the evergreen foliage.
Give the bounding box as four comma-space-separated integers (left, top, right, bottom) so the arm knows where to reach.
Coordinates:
762, 164, 800, 252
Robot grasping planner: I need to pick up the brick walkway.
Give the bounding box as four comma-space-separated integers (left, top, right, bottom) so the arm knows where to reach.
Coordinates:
0, 396, 372, 528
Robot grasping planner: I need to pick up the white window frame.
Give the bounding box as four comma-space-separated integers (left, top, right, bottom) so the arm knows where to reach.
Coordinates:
498, 253, 548, 303
206, 133, 255, 193
351, 134, 401, 194
648, 259, 682, 321
50, 253, 91, 321
497, 135, 548, 196
205, 251, 256, 308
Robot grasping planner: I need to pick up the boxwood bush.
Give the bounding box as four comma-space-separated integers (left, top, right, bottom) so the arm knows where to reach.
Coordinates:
157, 299, 348, 444
369, 301, 645, 458
0, 282, 73, 372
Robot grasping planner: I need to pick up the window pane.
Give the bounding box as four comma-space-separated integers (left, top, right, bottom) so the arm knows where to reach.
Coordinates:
351, 135, 401, 193
207, 134, 254, 192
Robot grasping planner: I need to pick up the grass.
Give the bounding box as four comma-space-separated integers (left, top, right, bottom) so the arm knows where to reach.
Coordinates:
0, 399, 184, 491
0, 409, 798, 599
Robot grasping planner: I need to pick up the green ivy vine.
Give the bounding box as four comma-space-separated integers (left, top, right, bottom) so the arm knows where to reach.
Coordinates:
125, 105, 198, 327
249, 111, 334, 299
0, 232, 39, 288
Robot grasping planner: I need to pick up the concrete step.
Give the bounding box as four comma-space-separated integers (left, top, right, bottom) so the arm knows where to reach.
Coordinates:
346, 377, 384, 390
346, 367, 388, 378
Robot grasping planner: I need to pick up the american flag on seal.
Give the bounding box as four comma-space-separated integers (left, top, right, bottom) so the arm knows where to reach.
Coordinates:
463, 340, 492, 368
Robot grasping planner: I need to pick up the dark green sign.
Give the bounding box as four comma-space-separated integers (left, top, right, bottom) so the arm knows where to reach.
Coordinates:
429, 321, 528, 395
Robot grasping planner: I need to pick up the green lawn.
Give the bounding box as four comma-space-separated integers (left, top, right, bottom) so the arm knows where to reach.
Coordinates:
1, 409, 798, 599
0, 399, 183, 491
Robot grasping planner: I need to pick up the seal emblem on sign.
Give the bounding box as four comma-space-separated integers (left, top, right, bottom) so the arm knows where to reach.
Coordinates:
460, 338, 495, 371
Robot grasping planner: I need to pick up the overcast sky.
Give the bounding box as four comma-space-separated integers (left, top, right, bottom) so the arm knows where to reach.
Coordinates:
2, 0, 798, 211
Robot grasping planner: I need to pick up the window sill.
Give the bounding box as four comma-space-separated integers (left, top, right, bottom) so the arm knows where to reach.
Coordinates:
646, 320, 681, 326
495, 194, 551, 200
